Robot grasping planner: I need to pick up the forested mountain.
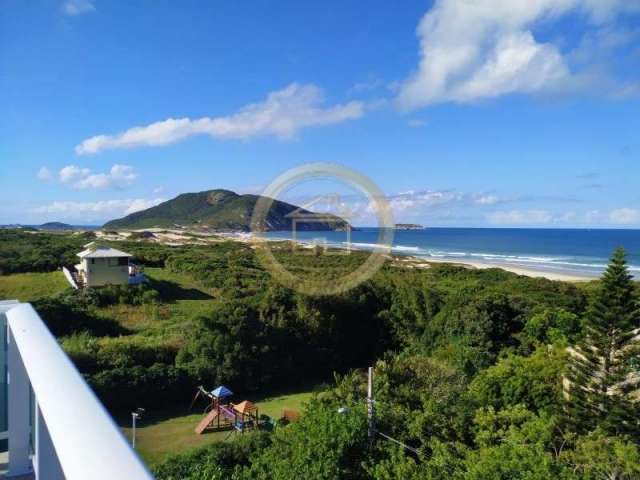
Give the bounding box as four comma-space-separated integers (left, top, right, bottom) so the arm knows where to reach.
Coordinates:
104, 189, 348, 231
38, 222, 75, 230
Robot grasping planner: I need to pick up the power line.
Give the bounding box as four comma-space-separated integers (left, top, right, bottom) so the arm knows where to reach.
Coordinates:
366, 365, 423, 459
375, 430, 422, 457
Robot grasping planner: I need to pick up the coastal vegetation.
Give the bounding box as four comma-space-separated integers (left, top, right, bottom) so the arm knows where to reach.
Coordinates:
0, 228, 87, 274
1, 228, 639, 478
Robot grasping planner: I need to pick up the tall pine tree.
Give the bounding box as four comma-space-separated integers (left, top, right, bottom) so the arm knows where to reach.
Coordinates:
566, 247, 640, 438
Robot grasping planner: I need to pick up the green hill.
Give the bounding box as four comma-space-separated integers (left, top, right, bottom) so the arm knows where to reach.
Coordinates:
38, 222, 75, 230
103, 189, 348, 231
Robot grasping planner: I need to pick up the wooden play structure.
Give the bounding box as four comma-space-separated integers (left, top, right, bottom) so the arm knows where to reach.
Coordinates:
192, 385, 260, 435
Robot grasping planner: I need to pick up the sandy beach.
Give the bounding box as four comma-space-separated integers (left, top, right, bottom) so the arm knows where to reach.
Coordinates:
116, 229, 598, 283
244, 233, 596, 282
402, 256, 594, 282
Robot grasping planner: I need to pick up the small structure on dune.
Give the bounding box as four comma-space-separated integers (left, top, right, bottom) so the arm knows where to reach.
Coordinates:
128, 230, 157, 240
64, 242, 145, 288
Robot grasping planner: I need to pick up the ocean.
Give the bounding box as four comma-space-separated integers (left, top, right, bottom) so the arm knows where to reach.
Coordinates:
265, 228, 640, 279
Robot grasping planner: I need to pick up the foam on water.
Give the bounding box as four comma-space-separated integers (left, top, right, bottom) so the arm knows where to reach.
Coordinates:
265, 228, 640, 278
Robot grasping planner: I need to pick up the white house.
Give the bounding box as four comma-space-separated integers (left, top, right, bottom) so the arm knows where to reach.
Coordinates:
74, 244, 144, 287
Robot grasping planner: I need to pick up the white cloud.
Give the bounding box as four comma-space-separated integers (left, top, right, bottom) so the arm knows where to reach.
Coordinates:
75, 83, 364, 155
349, 75, 386, 94
474, 194, 500, 205
37, 167, 52, 181
58, 164, 137, 189
122, 198, 165, 215
487, 209, 554, 225
609, 208, 640, 224
388, 190, 465, 212
407, 118, 428, 128
397, 0, 640, 110
32, 198, 165, 222
59, 165, 90, 184
62, 0, 95, 15
387, 190, 506, 213
486, 208, 640, 226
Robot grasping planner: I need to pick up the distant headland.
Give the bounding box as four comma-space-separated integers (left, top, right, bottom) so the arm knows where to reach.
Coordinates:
394, 223, 425, 230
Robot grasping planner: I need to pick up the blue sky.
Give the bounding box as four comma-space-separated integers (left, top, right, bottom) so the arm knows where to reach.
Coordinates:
1, 0, 639, 227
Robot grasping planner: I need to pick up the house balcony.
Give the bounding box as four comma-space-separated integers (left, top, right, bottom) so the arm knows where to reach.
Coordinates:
0, 300, 154, 479
128, 264, 146, 285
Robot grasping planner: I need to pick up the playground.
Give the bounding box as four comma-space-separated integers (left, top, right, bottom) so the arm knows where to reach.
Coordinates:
120, 387, 315, 465
191, 385, 262, 436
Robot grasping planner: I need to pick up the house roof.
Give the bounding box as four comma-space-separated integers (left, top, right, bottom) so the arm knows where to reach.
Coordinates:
77, 246, 132, 259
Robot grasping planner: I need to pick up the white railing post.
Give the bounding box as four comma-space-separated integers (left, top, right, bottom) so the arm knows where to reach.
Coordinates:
0, 304, 9, 443
0, 302, 18, 462
34, 402, 64, 480
7, 323, 32, 477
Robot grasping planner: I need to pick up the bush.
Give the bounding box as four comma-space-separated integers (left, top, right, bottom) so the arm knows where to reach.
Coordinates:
33, 295, 126, 337
469, 346, 567, 415
89, 363, 192, 412
154, 433, 271, 480
76, 284, 160, 307
0, 229, 85, 274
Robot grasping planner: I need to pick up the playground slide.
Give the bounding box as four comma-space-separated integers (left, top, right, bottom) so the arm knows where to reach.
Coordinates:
219, 405, 237, 421
195, 409, 219, 434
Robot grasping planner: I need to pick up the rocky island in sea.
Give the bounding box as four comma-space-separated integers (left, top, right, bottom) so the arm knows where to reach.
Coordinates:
394, 223, 425, 230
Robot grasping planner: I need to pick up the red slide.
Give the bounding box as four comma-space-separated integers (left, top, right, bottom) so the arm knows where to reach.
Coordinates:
194, 409, 219, 434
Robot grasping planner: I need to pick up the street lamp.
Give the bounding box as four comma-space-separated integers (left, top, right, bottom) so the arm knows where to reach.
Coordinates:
131, 408, 145, 448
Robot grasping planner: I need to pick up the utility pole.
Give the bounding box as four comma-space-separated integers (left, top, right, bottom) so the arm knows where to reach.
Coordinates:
131, 408, 144, 448
131, 412, 138, 449
367, 366, 374, 447
365, 365, 423, 459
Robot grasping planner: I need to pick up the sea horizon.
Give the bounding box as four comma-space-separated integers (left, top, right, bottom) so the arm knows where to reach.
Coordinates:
6, 222, 639, 278
265, 227, 640, 279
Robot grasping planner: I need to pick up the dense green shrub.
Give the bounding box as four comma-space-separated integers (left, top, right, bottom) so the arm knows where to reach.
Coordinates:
76, 283, 160, 307
33, 295, 126, 337
89, 363, 192, 412
154, 433, 271, 480
520, 307, 582, 348
0, 229, 85, 274
468, 346, 567, 415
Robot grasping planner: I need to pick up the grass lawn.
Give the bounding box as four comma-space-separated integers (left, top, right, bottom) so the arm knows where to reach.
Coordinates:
0, 271, 70, 302
120, 386, 317, 466
96, 267, 218, 334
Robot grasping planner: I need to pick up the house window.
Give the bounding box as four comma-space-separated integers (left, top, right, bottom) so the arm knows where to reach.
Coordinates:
118, 257, 129, 266
91, 259, 95, 264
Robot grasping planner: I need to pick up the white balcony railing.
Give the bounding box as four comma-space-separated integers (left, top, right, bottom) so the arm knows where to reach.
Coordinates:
0, 301, 154, 479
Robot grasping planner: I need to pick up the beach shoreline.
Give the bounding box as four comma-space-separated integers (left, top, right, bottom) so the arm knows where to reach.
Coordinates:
398, 255, 594, 282
239, 232, 597, 282
119, 228, 600, 282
